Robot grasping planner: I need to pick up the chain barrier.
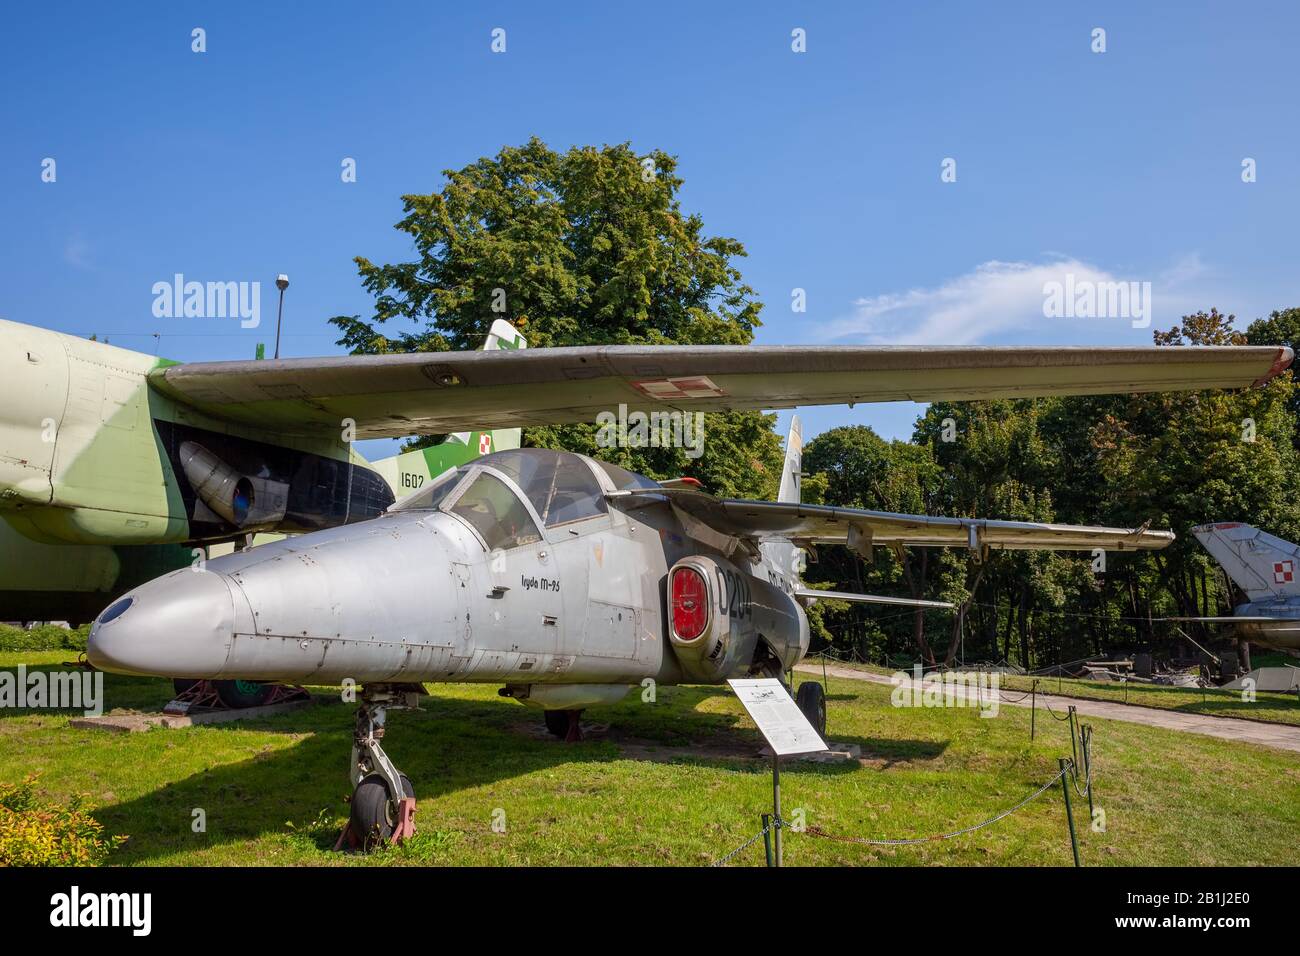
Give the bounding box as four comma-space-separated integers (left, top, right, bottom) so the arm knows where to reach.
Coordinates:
710, 818, 776, 867
1041, 698, 1075, 722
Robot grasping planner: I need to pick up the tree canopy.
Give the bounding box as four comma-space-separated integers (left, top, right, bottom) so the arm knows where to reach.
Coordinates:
330, 138, 782, 498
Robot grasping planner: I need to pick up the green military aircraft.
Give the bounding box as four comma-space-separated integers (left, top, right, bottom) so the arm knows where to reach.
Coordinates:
0, 318, 527, 624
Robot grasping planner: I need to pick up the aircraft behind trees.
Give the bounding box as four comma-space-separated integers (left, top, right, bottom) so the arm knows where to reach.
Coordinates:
1169, 523, 1300, 667
81, 337, 1292, 846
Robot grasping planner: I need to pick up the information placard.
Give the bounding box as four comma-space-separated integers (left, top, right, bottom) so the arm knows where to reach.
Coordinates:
727, 678, 828, 756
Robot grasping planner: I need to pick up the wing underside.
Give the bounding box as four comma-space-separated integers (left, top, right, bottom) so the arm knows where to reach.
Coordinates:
147, 343, 1293, 439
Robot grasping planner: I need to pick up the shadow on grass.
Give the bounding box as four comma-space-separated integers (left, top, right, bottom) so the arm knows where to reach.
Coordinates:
96, 692, 625, 863
90, 681, 951, 863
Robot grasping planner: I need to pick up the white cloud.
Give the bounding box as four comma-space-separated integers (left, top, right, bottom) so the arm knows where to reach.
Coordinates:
64, 233, 92, 270
826, 255, 1217, 345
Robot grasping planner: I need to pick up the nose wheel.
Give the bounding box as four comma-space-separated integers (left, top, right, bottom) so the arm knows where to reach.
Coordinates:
349, 772, 414, 849
335, 685, 421, 851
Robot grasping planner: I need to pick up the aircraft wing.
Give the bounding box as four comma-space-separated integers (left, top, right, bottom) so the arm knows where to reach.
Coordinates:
627, 489, 1176, 551
1166, 616, 1292, 623
146, 343, 1293, 439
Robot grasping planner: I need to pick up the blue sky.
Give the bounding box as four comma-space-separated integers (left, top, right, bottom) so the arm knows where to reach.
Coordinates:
3, 1, 1298, 460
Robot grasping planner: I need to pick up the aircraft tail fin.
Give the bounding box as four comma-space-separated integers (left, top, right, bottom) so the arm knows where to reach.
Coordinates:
777, 415, 803, 504
483, 318, 526, 353
369, 320, 526, 498
1192, 523, 1300, 601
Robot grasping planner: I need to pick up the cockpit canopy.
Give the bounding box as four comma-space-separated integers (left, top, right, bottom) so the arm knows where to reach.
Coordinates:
391, 449, 659, 550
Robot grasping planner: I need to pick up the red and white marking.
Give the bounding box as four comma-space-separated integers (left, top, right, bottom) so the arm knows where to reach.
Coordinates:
1274, 560, 1294, 584
631, 376, 726, 401
478, 433, 492, 455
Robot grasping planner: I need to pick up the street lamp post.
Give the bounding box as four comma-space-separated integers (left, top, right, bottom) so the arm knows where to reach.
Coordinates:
273, 274, 289, 359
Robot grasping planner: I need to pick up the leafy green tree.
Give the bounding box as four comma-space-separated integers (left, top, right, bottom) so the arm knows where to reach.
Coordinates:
329, 138, 781, 496
802, 426, 947, 663
1246, 307, 1300, 451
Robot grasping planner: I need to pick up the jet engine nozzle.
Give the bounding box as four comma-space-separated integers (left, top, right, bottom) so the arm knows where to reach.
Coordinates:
667, 555, 807, 681
179, 441, 288, 529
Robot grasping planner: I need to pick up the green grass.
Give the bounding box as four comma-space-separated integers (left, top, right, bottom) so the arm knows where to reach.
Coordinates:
808, 657, 1300, 728
2, 650, 1298, 866
996, 674, 1300, 727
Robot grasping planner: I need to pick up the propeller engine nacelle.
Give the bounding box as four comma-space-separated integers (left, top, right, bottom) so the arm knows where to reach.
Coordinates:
666, 554, 808, 683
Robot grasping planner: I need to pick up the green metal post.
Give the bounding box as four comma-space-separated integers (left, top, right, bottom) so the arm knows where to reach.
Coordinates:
1059, 758, 1081, 867
1083, 726, 1095, 821
1031, 679, 1037, 741
1068, 706, 1079, 776
761, 813, 773, 867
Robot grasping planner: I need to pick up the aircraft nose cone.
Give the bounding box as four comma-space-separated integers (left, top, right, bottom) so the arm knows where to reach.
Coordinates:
87, 569, 235, 678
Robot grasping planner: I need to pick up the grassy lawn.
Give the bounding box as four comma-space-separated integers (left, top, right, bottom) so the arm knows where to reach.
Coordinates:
2, 650, 1298, 866
804, 656, 1300, 728
997, 674, 1300, 727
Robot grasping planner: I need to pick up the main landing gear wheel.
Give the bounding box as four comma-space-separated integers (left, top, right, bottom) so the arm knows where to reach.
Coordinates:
350, 772, 415, 850
796, 681, 827, 739
335, 685, 421, 852
213, 679, 275, 709
544, 709, 584, 742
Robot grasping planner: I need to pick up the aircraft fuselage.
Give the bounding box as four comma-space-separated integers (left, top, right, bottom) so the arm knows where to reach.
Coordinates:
87, 451, 811, 702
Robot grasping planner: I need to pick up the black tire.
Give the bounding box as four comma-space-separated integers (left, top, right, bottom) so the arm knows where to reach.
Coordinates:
543, 710, 569, 738
213, 679, 275, 709
349, 772, 414, 850
172, 678, 201, 697
796, 681, 827, 738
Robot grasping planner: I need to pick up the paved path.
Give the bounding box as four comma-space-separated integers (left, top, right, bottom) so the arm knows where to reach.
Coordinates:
797, 663, 1300, 756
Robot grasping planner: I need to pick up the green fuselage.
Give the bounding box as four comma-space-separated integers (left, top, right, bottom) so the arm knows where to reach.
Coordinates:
0, 319, 517, 622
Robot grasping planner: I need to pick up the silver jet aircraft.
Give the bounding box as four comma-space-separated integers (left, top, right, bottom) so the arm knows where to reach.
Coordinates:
84, 340, 1291, 846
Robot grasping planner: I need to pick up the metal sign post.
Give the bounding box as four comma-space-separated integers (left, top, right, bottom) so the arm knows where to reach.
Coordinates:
728, 678, 828, 867
772, 753, 783, 866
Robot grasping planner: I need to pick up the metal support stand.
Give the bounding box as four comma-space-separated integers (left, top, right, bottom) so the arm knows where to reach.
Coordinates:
162, 679, 309, 716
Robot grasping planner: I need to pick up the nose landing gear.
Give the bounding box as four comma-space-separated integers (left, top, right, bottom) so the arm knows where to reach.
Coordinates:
335, 685, 422, 851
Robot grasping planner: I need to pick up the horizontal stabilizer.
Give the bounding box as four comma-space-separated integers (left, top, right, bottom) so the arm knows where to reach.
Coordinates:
1165, 616, 1285, 624
795, 589, 954, 609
